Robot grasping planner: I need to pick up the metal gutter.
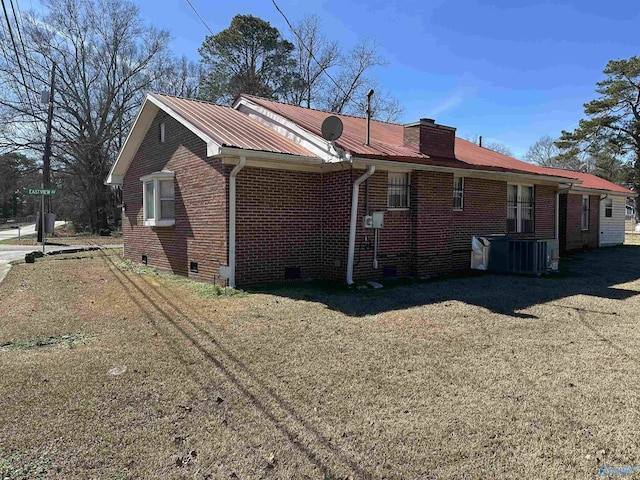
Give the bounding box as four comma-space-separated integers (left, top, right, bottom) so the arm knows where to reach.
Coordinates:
351, 157, 582, 185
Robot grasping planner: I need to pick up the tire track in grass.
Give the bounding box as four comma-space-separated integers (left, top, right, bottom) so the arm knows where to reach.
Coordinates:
99, 250, 372, 479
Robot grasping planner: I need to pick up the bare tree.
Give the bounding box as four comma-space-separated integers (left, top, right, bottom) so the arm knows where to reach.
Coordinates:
154, 56, 203, 99
285, 15, 339, 108
0, 0, 175, 232
524, 135, 563, 167
320, 38, 383, 114
465, 135, 513, 156
483, 141, 513, 157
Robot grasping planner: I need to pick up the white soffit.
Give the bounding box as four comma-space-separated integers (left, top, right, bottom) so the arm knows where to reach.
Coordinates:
233, 97, 344, 163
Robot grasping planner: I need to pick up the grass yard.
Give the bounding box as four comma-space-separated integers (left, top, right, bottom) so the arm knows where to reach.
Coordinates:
2, 247, 640, 478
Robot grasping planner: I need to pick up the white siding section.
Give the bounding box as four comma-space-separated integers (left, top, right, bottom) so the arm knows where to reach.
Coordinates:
599, 195, 626, 246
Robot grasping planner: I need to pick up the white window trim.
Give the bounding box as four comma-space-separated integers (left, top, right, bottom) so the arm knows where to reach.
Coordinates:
604, 198, 613, 218
387, 172, 410, 209
581, 194, 590, 230
453, 176, 464, 211
141, 170, 175, 227
508, 183, 534, 233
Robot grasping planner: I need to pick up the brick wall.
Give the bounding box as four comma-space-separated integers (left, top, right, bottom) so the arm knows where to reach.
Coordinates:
321, 169, 351, 281
353, 170, 413, 280
532, 185, 557, 240
448, 176, 508, 271
235, 167, 322, 285
122, 111, 228, 283
563, 193, 599, 251
122, 113, 564, 285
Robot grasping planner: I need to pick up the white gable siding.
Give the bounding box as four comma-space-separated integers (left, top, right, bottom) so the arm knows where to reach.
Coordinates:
599, 195, 626, 246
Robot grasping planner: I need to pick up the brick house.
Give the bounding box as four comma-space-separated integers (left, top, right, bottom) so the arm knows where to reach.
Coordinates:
106, 93, 635, 286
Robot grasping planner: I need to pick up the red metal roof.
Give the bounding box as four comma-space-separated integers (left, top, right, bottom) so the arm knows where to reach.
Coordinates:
536, 168, 634, 194
151, 93, 314, 157
240, 95, 634, 194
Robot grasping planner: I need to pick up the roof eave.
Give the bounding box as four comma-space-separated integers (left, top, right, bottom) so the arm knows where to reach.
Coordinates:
218, 146, 324, 164
568, 185, 637, 196
105, 93, 224, 186
351, 156, 583, 184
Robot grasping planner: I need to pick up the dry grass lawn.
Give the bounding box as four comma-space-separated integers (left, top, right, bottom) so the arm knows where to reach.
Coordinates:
2, 246, 640, 479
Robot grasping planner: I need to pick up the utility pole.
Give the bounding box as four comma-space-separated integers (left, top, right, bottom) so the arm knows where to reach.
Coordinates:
38, 62, 55, 244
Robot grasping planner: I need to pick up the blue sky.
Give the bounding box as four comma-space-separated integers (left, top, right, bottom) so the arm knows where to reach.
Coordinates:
22, 0, 640, 158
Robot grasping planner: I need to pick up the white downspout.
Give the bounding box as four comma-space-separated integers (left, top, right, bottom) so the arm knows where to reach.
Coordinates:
598, 194, 608, 247
347, 165, 375, 285
229, 156, 246, 288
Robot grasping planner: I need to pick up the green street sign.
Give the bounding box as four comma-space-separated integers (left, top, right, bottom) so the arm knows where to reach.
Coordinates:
26, 188, 60, 195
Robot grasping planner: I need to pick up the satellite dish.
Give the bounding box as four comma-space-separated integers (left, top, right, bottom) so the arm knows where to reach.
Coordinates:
321, 115, 343, 141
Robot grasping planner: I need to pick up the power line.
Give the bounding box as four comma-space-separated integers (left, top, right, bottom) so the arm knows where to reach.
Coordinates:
270, 0, 351, 107
9, 0, 40, 103
184, 0, 213, 35
1, 0, 36, 115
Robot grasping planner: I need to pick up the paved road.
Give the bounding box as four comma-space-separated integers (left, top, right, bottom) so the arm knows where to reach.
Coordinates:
0, 221, 66, 242
0, 243, 122, 285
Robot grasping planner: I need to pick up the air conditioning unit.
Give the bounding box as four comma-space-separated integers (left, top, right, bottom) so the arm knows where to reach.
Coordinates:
471, 235, 555, 275
362, 215, 373, 228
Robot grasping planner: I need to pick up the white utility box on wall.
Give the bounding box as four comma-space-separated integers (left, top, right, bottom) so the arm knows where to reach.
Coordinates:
372, 211, 384, 229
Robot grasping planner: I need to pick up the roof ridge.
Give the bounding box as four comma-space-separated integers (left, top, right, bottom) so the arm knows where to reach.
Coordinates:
240, 94, 405, 126
150, 92, 234, 110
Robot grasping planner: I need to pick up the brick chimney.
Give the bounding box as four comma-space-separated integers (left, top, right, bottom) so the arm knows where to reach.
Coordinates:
403, 118, 456, 159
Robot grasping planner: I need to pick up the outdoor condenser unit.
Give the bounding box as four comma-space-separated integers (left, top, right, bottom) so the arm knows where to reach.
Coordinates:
471, 235, 555, 275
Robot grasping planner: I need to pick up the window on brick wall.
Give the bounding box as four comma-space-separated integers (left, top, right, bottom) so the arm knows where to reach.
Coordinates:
582, 195, 590, 230
141, 170, 175, 227
388, 172, 410, 208
605, 198, 613, 218
453, 176, 464, 211
507, 184, 534, 233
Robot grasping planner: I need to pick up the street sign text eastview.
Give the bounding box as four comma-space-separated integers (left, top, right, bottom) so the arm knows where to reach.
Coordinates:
27, 188, 59, 195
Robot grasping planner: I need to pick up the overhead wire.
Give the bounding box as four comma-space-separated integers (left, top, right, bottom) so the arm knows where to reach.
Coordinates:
184, 0, 213, 35
9, 0, 38, 95
1, 0, 38, 117
270, 0, 351, 106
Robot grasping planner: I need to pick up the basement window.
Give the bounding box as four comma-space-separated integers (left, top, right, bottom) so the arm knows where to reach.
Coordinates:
453, 176, 464, 211
582, 195, 590, 230
507, 184, 534, 233
388, 172, 410, 209
605, 198, 613, 218
141, 170, 175, 227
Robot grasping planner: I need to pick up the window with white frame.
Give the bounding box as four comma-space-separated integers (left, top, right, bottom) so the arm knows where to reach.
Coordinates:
453, 176, 464, 211
507, 184, 534, 233
581, 195, 590, 230
388, 172, 410, 208
141, 170, 175, 227
604, 198, 613, 218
